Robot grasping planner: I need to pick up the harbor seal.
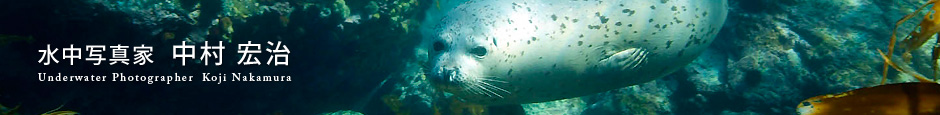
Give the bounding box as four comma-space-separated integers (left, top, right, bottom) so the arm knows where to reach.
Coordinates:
424, 0, 727, 105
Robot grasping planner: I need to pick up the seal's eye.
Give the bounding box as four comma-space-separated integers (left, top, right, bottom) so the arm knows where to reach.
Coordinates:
433, 41, 446, 51
469, 46, 487, 57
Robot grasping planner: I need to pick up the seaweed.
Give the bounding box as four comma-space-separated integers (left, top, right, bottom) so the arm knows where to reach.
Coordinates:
0, 103, 77, 115
881, 0, 940, 84
797, 82, 940, 114
796, 1, 940, 114
40, 104, 77, 115
381, 95, 409, 115
445, 98, 486, 115
381, 94, 487, 115
1, 103, 19, 115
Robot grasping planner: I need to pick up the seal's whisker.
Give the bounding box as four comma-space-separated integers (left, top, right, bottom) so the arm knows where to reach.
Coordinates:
474, 83, 501, 98
466, 88, 485, 96
479, 80, 511, 95
472, 87, 488, 96
479, 77, 508, 83
465, 80, 493, 97
463, 82, 486, 95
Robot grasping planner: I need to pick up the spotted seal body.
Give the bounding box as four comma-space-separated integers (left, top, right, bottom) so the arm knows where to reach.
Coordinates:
425, 0, 727, 105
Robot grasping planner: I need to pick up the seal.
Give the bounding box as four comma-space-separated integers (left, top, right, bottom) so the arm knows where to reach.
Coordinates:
424, 0, 728, 105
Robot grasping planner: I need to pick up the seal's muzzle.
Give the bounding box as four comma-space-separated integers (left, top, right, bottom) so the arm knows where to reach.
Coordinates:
429, 67, 462, 92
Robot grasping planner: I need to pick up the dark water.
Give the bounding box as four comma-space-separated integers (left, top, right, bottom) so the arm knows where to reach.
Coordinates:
0, 0, 931, 114
0, 0, 419, 114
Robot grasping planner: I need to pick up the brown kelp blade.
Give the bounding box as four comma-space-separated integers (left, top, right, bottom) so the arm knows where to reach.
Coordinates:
933, 44, 940, 81
878, 49, 934, 83
797, 83, 940, 115
884, 0, 940, 85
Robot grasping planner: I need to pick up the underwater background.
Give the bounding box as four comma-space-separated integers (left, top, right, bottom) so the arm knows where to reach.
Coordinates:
0, 0, 936, 114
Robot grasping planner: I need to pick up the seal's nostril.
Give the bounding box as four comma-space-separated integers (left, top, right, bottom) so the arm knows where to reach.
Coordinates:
442, 68, 454, 77
438, 67, 460, 82
430, 67, 461, 89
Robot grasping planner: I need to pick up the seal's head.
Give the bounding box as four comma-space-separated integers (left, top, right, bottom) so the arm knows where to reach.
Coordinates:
425, 26, 510, 99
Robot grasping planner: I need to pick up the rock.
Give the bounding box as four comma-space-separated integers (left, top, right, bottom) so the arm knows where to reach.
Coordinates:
654, 0, 905, 114
319, 110, 364, 115
720, 110, 761, 115
522, 98, 586, 115
685, 49, 727, 94
582, 80, 675, 115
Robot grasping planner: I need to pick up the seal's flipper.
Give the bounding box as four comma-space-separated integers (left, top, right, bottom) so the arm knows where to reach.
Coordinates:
599, 48, 647, 72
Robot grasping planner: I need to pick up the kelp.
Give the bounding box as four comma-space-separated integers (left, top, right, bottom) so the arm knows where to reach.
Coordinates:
40, 104, 77, 115
0, 103, 77, 115
0, 103, 19, 115
797, 1, 940, 114
883, 0, 940, 84
797, 82, 940, 115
